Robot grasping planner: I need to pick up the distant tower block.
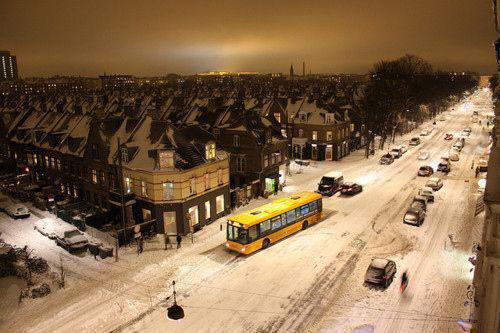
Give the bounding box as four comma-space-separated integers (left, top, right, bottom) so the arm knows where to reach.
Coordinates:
302, 61, 305, 77
290, 64, 294, 77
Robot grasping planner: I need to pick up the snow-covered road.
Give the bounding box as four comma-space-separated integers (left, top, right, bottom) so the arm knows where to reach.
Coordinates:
0, 89, 492, 333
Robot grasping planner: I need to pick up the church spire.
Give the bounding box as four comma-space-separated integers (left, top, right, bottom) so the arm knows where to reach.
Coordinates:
289, 64, 294, 77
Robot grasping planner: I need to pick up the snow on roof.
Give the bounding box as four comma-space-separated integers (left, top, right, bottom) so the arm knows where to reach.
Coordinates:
370, 258, 389, 269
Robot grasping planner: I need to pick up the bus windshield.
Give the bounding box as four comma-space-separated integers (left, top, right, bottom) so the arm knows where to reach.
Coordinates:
227, 223, 248, 244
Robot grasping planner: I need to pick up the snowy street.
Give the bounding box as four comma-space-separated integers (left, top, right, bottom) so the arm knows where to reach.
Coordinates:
0, 90, 492, 333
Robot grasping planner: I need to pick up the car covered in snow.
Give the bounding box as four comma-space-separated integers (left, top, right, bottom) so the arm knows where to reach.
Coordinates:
448, 150, 460, 161
461, 130, 470, 137
404, 207, 426, 226
364, 258, 397, 287
478, 155, 488, 172
56, 228, 89, 253
425, 177, 443, 191
340, 182, 363, 195
417, 150, 430, 160
444, 133, 453, 140
409, 137, 421, 146
400, 145, 408, 154
420, 129, 430, 136
463, 127, 472, 134
5, 204, 30, 219
389, 147, 403, 159
317, 171, 344, 196
453, 141, 463, 152
411, 195, 428, 211
380, 153, 394, 165
418, 165, 434, 177
437, 160, 451, 173
439, 115, 446, 121
418, 187, 435, 203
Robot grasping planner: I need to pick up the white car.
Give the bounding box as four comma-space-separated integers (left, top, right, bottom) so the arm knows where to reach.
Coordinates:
419, 187, 435, 203
420, 129, 429, 136
400, 145, 408, 154
417, 151, 430, 160
461, 130, 470, 137
426, 177, 443, 191
441, 152, 450, 161
5, 204, 30, 219
439, 115, 446, 121
453, 141, 463, 151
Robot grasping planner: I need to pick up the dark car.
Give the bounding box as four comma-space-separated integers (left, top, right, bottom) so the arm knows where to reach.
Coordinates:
409, 137, 421, 146
437, 161, 451, 173
404, 207, 426, 226
56, 228, 89, 253
317, 172, 344, 196
380, 154, 394, 165
340, 182, 363, 195
364, 258, 397, 288
411, 195, 428, 212
418, 165, 434, 177
444, 133, 453, 140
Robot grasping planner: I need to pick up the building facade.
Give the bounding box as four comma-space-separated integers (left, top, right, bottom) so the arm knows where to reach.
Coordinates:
0, 51, 18, 81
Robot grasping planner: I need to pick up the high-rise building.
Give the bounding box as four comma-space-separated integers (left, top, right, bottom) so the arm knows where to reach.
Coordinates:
289, 64, 294, 77
0, 51, 18, 81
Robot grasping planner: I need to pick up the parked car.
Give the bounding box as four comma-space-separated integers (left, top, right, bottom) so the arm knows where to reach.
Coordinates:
453, 141, 463, 152
444, 133, 453, 140
478, 155, 488, 172
5, 204, 30, 219
463, 127, 472, 134
380, 154, 394, 165
417, 151, 430, 160
317, 171, 344, 196
411, 195, 428, 211
400, 145, 408, 154
418, 165, 434, 177
441, 152, 450, 162
439, 115, 446, 121
461, 130, 470, 137
364, 258, 397, 287
404, 207, 426, 226
340, 182, 363, 195
419, 187, 435, 203
426, 177, 443, 191
389, 147, 403, 159
56, 228, 89, 253
420, 129, 430, 136
437, 160, 451, 173
409, 137, 421, 146
449, 150, 460, 161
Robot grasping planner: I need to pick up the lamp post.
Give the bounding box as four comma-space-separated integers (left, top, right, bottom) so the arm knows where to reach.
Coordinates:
167, 280, 184, 321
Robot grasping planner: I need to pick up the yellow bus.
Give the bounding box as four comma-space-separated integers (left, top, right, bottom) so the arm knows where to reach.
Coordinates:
225, 192, 323, 255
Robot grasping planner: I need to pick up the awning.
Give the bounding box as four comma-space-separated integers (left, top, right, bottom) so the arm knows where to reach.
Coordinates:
108, 199, 136, 206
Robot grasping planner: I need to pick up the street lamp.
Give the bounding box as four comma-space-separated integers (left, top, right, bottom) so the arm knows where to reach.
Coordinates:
166, 280, 184, 321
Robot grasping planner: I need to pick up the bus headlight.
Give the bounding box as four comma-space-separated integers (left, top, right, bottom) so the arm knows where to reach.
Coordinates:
225, 243, 229, 248
240, 247, 246, 252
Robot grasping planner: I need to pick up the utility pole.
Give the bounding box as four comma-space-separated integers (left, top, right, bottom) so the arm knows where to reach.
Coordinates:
117, 138, 127, 249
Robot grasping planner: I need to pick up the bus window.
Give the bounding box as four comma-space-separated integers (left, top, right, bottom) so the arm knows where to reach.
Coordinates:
295, 207, 302, 218
271, 216, 282, 230
281, 213, 287, 225
248, 225, 258, 242
286, 210, 296, 223
260, 220, 271, 234
317, 199, 322, 211
301, 204, 309, 216
228, 224, 248, 244
309, 201, 317, 212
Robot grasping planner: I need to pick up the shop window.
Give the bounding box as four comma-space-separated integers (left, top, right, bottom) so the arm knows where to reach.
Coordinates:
205, 201, 211, 220
92, 169, 97, 183
163, 181, 173, 199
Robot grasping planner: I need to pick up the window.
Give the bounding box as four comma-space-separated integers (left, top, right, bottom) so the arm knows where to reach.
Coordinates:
233, 135, 240, 147
92, 169, 97, 183
301, 204, 310, 216
298, 129, 304, 138
159, 150, 174, 168
286, 210, 296, 223
216, 194, 225, 213
281, 129, 287, 138
56, 159, 61, 171
312, 131, 318, 141
248, 226, 258, 242
271, 153, 276, 165
141, 181, 147, 197
236, 156, 245, 172
205, 201, 211, 220
121, 147, 128, 163
100, 171, 105, 184
124, 177, 131, 193
45, 156, 49, 167
163, 181, 173, 200
274, 113, 281, 123
260, 220, 271, 234
217, 169, 223, 185
350, 123, 355, 132
295, 207, 302, 218
271, 216, 282, 230
325, 113, 334, 124
299, 112, 307, 122
205, 143, 216, 160
189, 177, 196, 195
204, 173, 210, 190
264, 154, 269, 168
33, 154, 38, 165
276, 152, 282, 163
73, 187, 78, 198
309, 201, 317, 212
326, 131, 333, 141
281, 213, 287, 226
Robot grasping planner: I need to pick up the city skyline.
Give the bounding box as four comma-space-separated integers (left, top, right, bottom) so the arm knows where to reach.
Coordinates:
1, 0, 497, 77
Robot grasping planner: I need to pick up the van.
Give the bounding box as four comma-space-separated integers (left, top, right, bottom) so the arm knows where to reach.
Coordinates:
317, 171, 344, 196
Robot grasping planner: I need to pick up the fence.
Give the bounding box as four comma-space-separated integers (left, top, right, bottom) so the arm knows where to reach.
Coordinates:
475, 198, 485, 216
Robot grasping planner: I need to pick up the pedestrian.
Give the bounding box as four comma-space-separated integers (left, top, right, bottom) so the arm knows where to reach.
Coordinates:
475, 166, 480, 178
176, 234, 182, 249
139, 236, 144, 254
273, 180, 279, 196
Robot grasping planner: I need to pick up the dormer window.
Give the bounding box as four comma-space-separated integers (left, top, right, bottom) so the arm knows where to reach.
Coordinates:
205, 143, 216, 160
233, 135, 240, 147
121, 147, 128, 163
299, 112, 307, 122
159, 150, 174, 169
274, 113, 281, 123
325, 113, 335, 124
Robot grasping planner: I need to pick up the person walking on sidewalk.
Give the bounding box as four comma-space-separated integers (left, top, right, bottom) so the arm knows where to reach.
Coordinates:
273, 180, 279, 196
176, 234, 182, 249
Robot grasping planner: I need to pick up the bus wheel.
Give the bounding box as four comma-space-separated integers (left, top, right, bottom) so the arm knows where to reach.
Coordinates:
302, 221, 309, 230
262, 238, 270, 249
